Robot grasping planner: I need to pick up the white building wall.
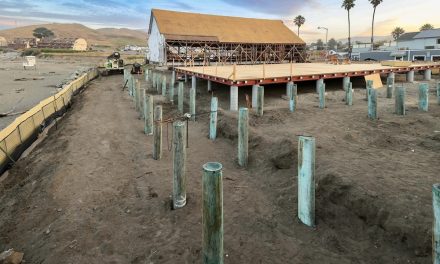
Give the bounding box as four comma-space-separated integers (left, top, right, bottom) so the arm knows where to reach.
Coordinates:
148, 18, 165, 63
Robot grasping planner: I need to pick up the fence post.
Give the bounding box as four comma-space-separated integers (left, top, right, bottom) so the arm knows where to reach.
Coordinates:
209, 97, 218, 140
298, 136, 315, 227
433, 183, 440, 264
238, 107, 249, 167
144, 94, 153, 135
395, 86, 406, 116
386, 77, 394, 98
345, 82, 353, 106
318, 83, 325, 109
257, 86, 264, 116
178, 82, 184, 114
418, 83, 429, 112
368, 87, 377, 120
153, 105, 162, 160
289, 83, 298, 112
202, 162, 223, 264
173, 121, 186, 209
190, 88, 196, 121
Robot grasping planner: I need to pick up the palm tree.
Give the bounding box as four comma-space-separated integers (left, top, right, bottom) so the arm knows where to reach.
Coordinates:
391, 27, 405, 40
369, 0, 383, 50
342, 0, 355, 57
294, 15, 306, 36
420, 24, 434, 31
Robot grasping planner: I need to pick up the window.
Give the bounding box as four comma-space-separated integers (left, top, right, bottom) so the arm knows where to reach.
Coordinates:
432, 56, 440, 62
413, 55, 426, 61
437, 39, 440, 44
395, 56, 403, 61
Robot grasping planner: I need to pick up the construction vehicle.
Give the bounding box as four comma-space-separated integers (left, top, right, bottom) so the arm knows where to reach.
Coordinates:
101, 52, 124, 75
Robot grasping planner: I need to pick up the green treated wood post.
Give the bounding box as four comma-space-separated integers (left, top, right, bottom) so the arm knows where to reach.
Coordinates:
345, 82, 353, 106
209, 97, 218, 140
433, 184, 440, 264
386, 77, 394, 98
170, 71, 175, 103
298, 136, 315, 227
289, 83, 298, 112
286, 81, 293, 98
173, 121, 186, 209
202, 162, 223, 264
368, 87, 377, 120
192, 75, 197, 92
144, 94, 153, 135
418, 83, 429, 112
190, 88, 196, 121
140, 89, 146, 119
153, 105, 162, 160
156, 73, 161, 93
162, 75, 167, 97
135, 79, 140, 111
395, 86, 406, 116
437, 82, 440, 105
257, 86, 264, 116
129, 74, 134, 96
178, 82, 184, 114
252, 84, 258, 109
152, 72, 156, 89
366, 80, 373, 100
208, 80, 212, 92
342, 76, 350, 91
318, 83, 325, 109
238, 107, 249, 167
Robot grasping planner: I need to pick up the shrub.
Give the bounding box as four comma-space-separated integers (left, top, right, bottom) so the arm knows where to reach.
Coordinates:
21, 48, 41, 57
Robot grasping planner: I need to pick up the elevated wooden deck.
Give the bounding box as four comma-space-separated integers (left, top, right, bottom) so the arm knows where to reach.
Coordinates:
176, 62, 440, 87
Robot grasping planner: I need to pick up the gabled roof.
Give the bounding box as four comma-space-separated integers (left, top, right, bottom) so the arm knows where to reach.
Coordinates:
414, 28, 440, 39
396, 32, 418, 41
149, 9, 305, 44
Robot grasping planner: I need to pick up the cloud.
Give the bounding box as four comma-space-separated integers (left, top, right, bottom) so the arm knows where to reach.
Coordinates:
220, 0, 318, 16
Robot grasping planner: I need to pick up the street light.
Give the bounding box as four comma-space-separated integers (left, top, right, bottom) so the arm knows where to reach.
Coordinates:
317, 26, 328, 54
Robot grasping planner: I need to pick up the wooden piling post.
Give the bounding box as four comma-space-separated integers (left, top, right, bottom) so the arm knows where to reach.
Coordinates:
202, 162, 223, 264
156, 73, 161, 93
238, 107, 249, 167
386, 77, 394, 98
298, 136, 315, 227
287, 81, 294, 98
345, 82, 353, 106
208, 80, 212, 92
407, 70, 414, 83
433, 184, 440, 264
192, 75, 197, 91
209, 97, 218, 140
437, 82, 440, 105
342, 76, 350, 91
318, 83, 325, 109
418, 83, 429, 112
190, 88, 196, 121
395, 86, 406, 116
129, 74, 134, 96
289, 83, 298, 112
257, 86, 264, 116
140, 88, 146, 119
153, 105, 162, 160
368, 87, 377, 120
424, 69, 432, 81
252, 85, 258, 109
230, 86, 238, 111
178, 82, 184, 114
173, 121, 187, 209
135, 79, 140, 111
144, 94, 153, 135
152, 72, 156, 89
366, 80, 373, 100
162, 75, 167, 97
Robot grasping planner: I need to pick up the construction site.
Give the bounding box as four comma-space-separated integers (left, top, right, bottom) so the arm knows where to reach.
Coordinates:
0, 7, 440, 264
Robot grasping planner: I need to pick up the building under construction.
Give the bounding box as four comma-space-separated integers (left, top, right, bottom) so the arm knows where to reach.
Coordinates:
147, 9, 306, 66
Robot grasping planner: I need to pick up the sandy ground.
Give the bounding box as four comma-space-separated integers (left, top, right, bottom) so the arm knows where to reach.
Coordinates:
0, 52, 99, 129
0, 70, 439, 263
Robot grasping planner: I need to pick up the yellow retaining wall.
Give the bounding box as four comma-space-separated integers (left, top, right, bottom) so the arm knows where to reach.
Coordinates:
0, 68, 99, 171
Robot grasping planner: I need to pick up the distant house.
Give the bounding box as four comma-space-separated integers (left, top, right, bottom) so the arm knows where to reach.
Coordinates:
8, 38, 38, 50
37, 38, 88, 51
397, 29, 440, 50
0, 37, 7, 47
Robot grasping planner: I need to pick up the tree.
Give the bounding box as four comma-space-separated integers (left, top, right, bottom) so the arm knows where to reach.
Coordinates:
420, 24, 434, 31
369, 0, 383, 51
342, 0, 355, 56
316, 39, 324, 50
391, 27, 405, 40
328, 38, 337, 50
33, 27, 54, 39
293, 15, 306, 36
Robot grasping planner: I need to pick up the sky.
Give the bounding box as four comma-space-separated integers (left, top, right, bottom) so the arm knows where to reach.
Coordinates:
0, 0, 439, 43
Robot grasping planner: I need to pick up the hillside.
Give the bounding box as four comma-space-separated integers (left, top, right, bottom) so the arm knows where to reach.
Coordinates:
0, 23, 146, 48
